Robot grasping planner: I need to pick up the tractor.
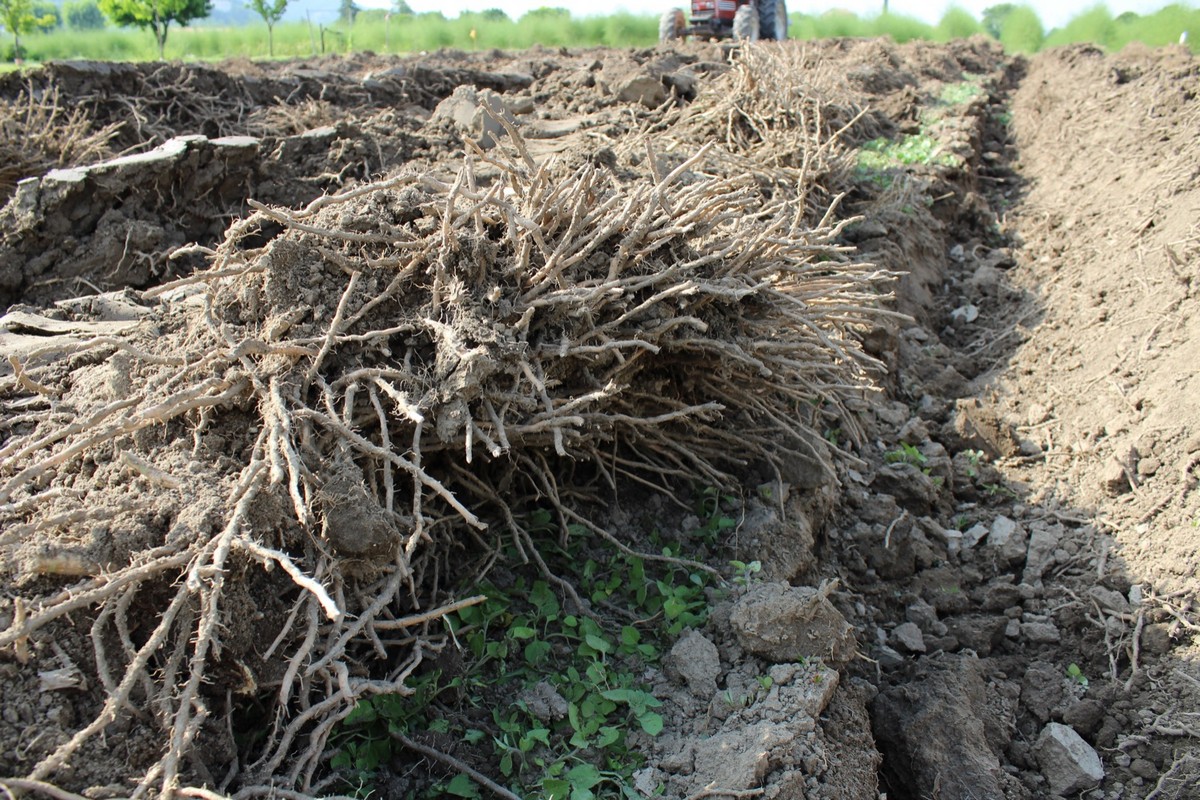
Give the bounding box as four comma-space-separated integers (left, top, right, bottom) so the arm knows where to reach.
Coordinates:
659, 0, 788, 43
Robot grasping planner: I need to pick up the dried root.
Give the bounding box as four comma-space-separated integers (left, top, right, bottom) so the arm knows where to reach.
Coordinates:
0, 82, 119, 202
0, 47, 894, 799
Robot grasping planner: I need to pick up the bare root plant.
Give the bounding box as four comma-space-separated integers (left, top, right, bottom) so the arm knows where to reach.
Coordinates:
0, 56, 895, 800
0, 83, 120, 201
643, 43, 878, 219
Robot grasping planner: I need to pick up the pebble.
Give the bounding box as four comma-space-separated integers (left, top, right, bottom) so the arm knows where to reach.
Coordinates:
1037, 722, 1105, 795
890, 622, 927, 653
1022, 621, 1061, 643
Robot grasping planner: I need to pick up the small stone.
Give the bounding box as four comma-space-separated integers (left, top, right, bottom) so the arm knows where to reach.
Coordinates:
898, 417, 930, 445
890, 622, 927, 654
633, 767, 662, 797
951, 303, 980, 324
905, 598, 940, 631
1023, 522, 1061, 584
1036, 722, 1104, 795
1062, 700, 1105, 737
1005, 618, 1021, 638
668, 630, 721, 698
1088, 586, 1130, 614
962, 523, 989, 548
1129, 758, 1157, 779
1100, 459, 1131, 496
1022, 662, 1064, 723
987, 515, 1029, 567
970, 263, 1001, 294
1136, 456, 1160, 477
518, 681, 569, 722
431, 86, 509, 149
1022, 621, 1061, 644
618, 74, 667, 108
1140, 622, 1174, 655
876, 644, 906, 669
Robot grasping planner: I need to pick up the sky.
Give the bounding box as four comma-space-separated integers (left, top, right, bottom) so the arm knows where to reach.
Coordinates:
360, 0, 1192, 31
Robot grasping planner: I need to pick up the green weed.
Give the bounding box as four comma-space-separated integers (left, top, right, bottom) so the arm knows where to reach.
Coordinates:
938, 80, 984, 107
859, 134, 960, 170
729, 559, 762, 587
1066, 663, 1089, 689
884, 442, 929, 468
329, 503, 728, 799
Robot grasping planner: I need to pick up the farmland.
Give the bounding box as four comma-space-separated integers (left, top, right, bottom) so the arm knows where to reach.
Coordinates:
1, 27, 1199, 800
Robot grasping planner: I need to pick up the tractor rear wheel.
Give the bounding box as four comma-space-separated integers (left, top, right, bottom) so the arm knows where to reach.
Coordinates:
733, 4, 759, 41
758, 0, 787, 40
659, 8, 686, 42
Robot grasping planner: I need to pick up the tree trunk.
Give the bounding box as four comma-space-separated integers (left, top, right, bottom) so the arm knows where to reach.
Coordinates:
268, 22, 274, 56
156, 23, 168, 58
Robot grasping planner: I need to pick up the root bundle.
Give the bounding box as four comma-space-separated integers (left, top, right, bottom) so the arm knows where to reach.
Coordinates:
0, 46, 893, 798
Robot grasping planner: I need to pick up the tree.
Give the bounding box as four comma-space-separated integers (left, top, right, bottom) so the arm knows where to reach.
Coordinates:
98, 0, 212, 59
64, 0, 107, 29
391, 0, 411, 13
981, 3, 1016, 39
248, 0, 286, 56
30, 0, 59, 30
936, 7, 982, 41
337, 0, 357, 25
0, 0, 56, 59
998, 5, 1043, 53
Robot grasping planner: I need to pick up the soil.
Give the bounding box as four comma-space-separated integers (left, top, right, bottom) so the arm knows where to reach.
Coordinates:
1, 35, 1198, 800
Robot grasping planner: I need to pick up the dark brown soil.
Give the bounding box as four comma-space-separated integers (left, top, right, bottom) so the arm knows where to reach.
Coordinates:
1, 36, 1197, 800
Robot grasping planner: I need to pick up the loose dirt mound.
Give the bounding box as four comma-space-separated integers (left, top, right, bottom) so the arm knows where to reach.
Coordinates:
1, 35, 1198, 800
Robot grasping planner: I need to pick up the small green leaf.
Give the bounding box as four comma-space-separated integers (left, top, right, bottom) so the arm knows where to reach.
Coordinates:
524, 639, 552, 664
584, 633, 612, 654
510, 626, 537, 639
446, 773, 481, 798
595, 725, 621, 747
638, 711, 664, 736
542, 778, 571, 800
567, 763, 604, 790
343, 700, 377, 725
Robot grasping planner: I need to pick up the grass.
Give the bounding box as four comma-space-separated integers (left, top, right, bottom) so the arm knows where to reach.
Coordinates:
4, 3, 1198, 63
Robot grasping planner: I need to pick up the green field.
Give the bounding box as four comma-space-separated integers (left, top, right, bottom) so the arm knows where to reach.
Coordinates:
2, 3, 1198, 65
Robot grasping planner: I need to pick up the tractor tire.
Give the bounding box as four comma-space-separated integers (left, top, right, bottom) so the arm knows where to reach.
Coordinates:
733, 4, 759, 42
758, 0, 787, 40
659, 8, 686, 42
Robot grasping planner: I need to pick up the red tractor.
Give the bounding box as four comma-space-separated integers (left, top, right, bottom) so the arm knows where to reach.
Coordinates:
659, 0, 788, 42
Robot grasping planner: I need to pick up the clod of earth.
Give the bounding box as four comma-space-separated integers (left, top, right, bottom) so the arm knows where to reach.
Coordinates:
729, 581, 857, 667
